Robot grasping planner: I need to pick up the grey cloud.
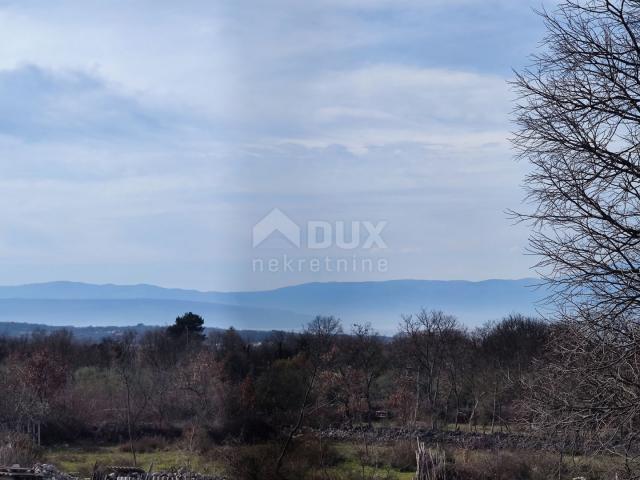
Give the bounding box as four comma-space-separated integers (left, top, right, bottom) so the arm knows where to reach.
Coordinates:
0, 0, 545, 289
0, 65, 185, 142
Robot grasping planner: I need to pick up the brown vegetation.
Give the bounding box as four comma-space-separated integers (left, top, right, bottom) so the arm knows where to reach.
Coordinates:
0, 312, 556, 478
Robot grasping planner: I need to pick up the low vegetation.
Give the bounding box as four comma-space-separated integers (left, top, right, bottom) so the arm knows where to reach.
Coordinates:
39, 436, 624, 480
0, 309, 612, 479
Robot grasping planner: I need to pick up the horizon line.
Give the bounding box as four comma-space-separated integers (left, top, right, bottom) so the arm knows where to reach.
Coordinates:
0, 276, 542, 294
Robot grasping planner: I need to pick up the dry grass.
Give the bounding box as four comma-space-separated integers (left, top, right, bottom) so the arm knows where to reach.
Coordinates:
42, 436, 627, 480
0, 432, 41, 467
44, 445, 225, 478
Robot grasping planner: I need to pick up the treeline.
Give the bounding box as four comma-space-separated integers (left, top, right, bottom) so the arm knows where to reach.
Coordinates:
0, 311, 548, 448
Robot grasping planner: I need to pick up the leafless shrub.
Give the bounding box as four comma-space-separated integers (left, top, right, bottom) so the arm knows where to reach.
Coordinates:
0, 432, 40, 466
415, 441, 447, 480
384, 439, 416, 472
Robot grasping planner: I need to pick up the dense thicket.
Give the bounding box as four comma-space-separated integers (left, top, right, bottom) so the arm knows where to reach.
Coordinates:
0, 312, 548, 448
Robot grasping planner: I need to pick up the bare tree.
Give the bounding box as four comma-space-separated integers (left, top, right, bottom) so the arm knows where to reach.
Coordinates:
349, 323, 385, 425
514, 0, 640, 473
275, 316, 342, 474
111, 332, 153, 467
524, 318, 640, 469
513, 0, 640, 320
399, 310, 457, 428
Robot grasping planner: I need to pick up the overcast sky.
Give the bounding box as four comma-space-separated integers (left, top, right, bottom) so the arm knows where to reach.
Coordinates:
0, 0, 553, 291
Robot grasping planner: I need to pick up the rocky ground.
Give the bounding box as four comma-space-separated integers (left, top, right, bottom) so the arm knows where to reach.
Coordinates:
34, 464, 79, 480
2, 465, 226, 480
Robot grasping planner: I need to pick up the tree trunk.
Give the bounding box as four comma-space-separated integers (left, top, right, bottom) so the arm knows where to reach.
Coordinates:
124, 377, 137, 466
275, 367, 317, 474
413, 369, 421, 425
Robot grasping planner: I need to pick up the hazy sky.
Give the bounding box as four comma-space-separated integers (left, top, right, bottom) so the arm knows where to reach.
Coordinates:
0, 0, 553, 291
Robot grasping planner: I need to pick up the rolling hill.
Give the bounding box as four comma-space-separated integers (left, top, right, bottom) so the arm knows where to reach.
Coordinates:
0, 279, 546, 334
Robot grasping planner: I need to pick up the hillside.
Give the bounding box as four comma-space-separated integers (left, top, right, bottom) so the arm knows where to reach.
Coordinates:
0, 279, 546, 332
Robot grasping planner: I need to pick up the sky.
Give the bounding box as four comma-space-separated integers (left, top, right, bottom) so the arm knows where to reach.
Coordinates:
0, 0, 554, 291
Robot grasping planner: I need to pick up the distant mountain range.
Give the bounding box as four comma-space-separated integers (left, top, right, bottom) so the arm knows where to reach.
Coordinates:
0, 279, 547, 334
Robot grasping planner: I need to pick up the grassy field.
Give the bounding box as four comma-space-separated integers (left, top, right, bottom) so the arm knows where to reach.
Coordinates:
44, 445, 225, 478
42, 437, 623, 480
43, 441, 417, 479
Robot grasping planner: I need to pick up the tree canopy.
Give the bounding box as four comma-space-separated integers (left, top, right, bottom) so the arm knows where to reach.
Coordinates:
167, 312, 205, 342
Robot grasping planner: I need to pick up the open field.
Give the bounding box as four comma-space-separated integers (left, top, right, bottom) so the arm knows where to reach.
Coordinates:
42, 441, 415, 479
40, 436, 624, 480
44, 445, 224, 478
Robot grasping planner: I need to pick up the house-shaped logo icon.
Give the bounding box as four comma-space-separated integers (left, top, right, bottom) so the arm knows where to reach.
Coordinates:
252, 208, 301, 248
